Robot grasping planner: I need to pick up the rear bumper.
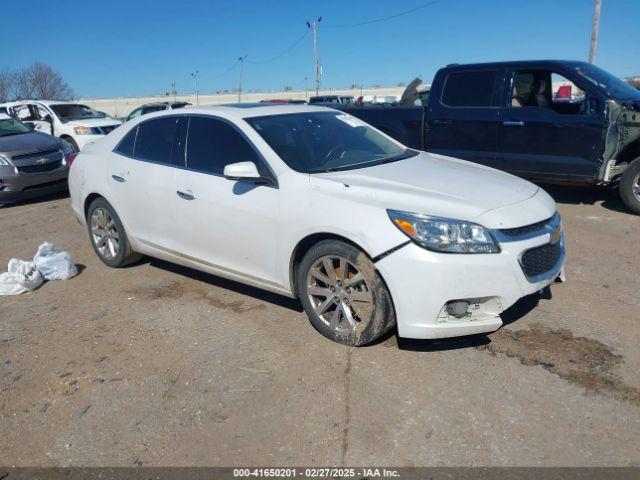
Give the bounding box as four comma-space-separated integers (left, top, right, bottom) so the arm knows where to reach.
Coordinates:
376, 233, 564, 340
0, 167, 69, 205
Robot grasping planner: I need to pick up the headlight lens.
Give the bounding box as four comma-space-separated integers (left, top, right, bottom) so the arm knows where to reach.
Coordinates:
73, 126, 92, 135
388, 210, 500, 253
0, 154, 10, 166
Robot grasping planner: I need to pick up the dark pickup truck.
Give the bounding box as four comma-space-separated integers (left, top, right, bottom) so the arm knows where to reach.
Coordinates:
339, 60, 640, 214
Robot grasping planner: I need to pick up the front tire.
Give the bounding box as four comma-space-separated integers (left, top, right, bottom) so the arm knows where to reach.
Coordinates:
86, 198, 140, 267
619, 157, 640, 215
297, 240, 396, 346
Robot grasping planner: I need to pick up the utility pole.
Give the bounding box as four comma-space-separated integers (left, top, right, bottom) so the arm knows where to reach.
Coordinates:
306, 17, 322, 96
191, 71, 199, 105
238, 55, 247, 103
171, 81, 177, 102
304, 76, 308, 100
589, 0, 602, 64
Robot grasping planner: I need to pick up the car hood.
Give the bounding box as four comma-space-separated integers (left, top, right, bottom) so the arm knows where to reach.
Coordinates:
309, 152, 550, 228
0, 131, 64, 158
65, 118, 122, 127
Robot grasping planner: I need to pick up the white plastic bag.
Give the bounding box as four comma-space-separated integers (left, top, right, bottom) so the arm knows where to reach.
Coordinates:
0, 259, 44, 296
33, 242, 78, 281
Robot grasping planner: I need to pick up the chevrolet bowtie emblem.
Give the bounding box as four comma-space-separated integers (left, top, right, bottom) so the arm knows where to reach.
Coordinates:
36, 157, 49, 164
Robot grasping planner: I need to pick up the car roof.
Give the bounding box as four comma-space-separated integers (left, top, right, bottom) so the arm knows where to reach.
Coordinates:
150, 103, 337, 119
0, 113, 11, 120
441, 60, 589, 71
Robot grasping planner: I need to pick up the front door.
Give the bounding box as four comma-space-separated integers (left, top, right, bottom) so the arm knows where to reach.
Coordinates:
497, 69, 605, 181
170, 115, 281, 286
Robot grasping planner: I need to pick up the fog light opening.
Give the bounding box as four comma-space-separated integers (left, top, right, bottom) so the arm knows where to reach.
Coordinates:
446, 300, 470, 318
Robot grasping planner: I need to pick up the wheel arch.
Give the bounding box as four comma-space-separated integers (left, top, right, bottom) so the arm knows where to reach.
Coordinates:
288, 232, 373, 299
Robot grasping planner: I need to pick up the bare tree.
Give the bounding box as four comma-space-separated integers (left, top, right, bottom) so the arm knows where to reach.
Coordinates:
0, 69, 13, 102
12, 62, 74, 100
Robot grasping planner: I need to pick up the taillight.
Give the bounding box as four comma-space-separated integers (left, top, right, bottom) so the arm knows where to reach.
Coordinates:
66, 153, 78, 166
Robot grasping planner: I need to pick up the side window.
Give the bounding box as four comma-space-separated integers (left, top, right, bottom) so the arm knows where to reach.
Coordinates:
133, 117, 179, 164
441, 70, 498, 107
127, 108, 142, 121
511, 70, 587, 115
35, 105, 51, 120
114, 126, 137, 157
186, 117, 260, 175
13, 104, 36, 121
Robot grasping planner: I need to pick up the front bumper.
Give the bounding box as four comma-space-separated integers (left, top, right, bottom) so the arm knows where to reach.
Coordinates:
0, 165, 69, 205
376, 229, 565, 339
74, 134, 105, 151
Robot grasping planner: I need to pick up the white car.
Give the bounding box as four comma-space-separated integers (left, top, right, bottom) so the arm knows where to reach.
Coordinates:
68, 104, 565, 346
0, 100, 122, 152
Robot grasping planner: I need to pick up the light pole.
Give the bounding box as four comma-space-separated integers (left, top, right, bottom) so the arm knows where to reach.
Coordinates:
171, 81, 177, 102
306, 17, 322, 96
238, 55, 247, 103
191, 71, 199, 105
304, 76, 308, 100
589, 0, 602, 64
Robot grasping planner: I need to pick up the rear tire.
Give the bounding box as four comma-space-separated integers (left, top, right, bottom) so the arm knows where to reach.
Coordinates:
297, 240, 396, 346
86, 197, 140, 267
619, 157, 640, 215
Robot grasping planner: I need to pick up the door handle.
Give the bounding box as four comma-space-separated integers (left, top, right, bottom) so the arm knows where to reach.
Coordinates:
111, 174, 126, 183
503, 121, 525, 127
433, 119, 451, 125
176, 190, 195, 200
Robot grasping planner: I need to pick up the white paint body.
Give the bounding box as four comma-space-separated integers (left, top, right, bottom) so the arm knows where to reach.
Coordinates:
69, 104, 564, 340
0, 100, 122, 151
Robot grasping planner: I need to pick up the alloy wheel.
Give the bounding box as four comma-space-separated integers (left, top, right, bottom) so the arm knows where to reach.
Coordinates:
306, 255, 373, 334
633, 172, 640, 201
90, 207, 120, 260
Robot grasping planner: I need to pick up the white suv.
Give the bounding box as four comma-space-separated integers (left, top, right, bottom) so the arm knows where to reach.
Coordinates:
69, 104, 565, 346
0, 100, 122, 152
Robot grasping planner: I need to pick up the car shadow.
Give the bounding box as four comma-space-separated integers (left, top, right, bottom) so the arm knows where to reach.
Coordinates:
146, 257, 304, 312
0, 190, 69, 209
539, 184, 629, 214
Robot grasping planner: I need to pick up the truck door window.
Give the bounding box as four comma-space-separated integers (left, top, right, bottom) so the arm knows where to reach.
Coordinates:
13, 104, 37, 121
511, 70, 586, 115
441, 70, 498, 107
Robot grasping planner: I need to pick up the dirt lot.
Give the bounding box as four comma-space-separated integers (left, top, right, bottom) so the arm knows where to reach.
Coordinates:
1, 186, 639, 467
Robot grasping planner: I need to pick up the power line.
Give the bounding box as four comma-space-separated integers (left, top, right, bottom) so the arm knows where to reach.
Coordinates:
323, 0, 444, 28
247, 31, 309, 64
209, 62, 239, 80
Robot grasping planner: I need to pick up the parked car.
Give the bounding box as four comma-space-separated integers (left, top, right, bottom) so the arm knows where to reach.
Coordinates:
125, 101, 191, 122
338, 60, 640, 215
69, 104, 564, 346
309, 95, 355, 105
0, 113, 75, 206
0, 100, 122, 153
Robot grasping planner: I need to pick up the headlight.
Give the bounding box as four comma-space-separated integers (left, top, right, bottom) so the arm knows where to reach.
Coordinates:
387, 210, 500, 254
73, 126, 92, 135
61, 139, 74, 156
0, 154, 11, 166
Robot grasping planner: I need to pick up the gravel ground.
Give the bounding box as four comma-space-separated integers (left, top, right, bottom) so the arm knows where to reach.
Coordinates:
0, 185, 639, 467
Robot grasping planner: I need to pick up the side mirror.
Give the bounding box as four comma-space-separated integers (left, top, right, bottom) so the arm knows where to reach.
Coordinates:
223, 161, 261, 180
43, 114, 52, 123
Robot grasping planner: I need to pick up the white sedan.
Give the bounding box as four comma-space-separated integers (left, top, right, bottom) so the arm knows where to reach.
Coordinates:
68, 104, 565, 346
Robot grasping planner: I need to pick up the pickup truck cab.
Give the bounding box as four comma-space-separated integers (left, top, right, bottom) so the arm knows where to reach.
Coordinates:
341, 61, 640, 214
0, 100, 122, 152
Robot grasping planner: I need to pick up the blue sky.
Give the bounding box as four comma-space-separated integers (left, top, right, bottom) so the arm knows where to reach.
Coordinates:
2, 0, 638, 98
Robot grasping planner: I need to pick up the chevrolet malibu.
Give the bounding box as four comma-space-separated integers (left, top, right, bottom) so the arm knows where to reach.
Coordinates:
68, 104, 565, 346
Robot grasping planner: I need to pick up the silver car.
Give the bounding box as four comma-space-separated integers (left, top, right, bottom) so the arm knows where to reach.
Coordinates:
0, 114, 73, 206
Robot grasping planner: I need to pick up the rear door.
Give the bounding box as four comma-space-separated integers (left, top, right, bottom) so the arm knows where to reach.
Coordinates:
170, 115, 281, 285
426, 69, 503, 169
108, 115, 187, 250
497, 68, 605, 180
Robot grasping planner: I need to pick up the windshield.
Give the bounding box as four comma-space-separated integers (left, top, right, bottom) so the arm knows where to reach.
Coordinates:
246, 111, 415, 173
50, 104, 107, 121
572, 64, 640, 100
0, 117, 31, 137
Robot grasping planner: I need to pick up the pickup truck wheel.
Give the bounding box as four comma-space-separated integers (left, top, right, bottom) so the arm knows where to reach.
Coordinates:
297, 240, 396, 346
619, 157, 640, 215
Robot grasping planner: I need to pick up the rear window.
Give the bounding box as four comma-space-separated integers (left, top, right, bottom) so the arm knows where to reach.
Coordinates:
441, 70, 498, 107
133, 117, 179, 164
